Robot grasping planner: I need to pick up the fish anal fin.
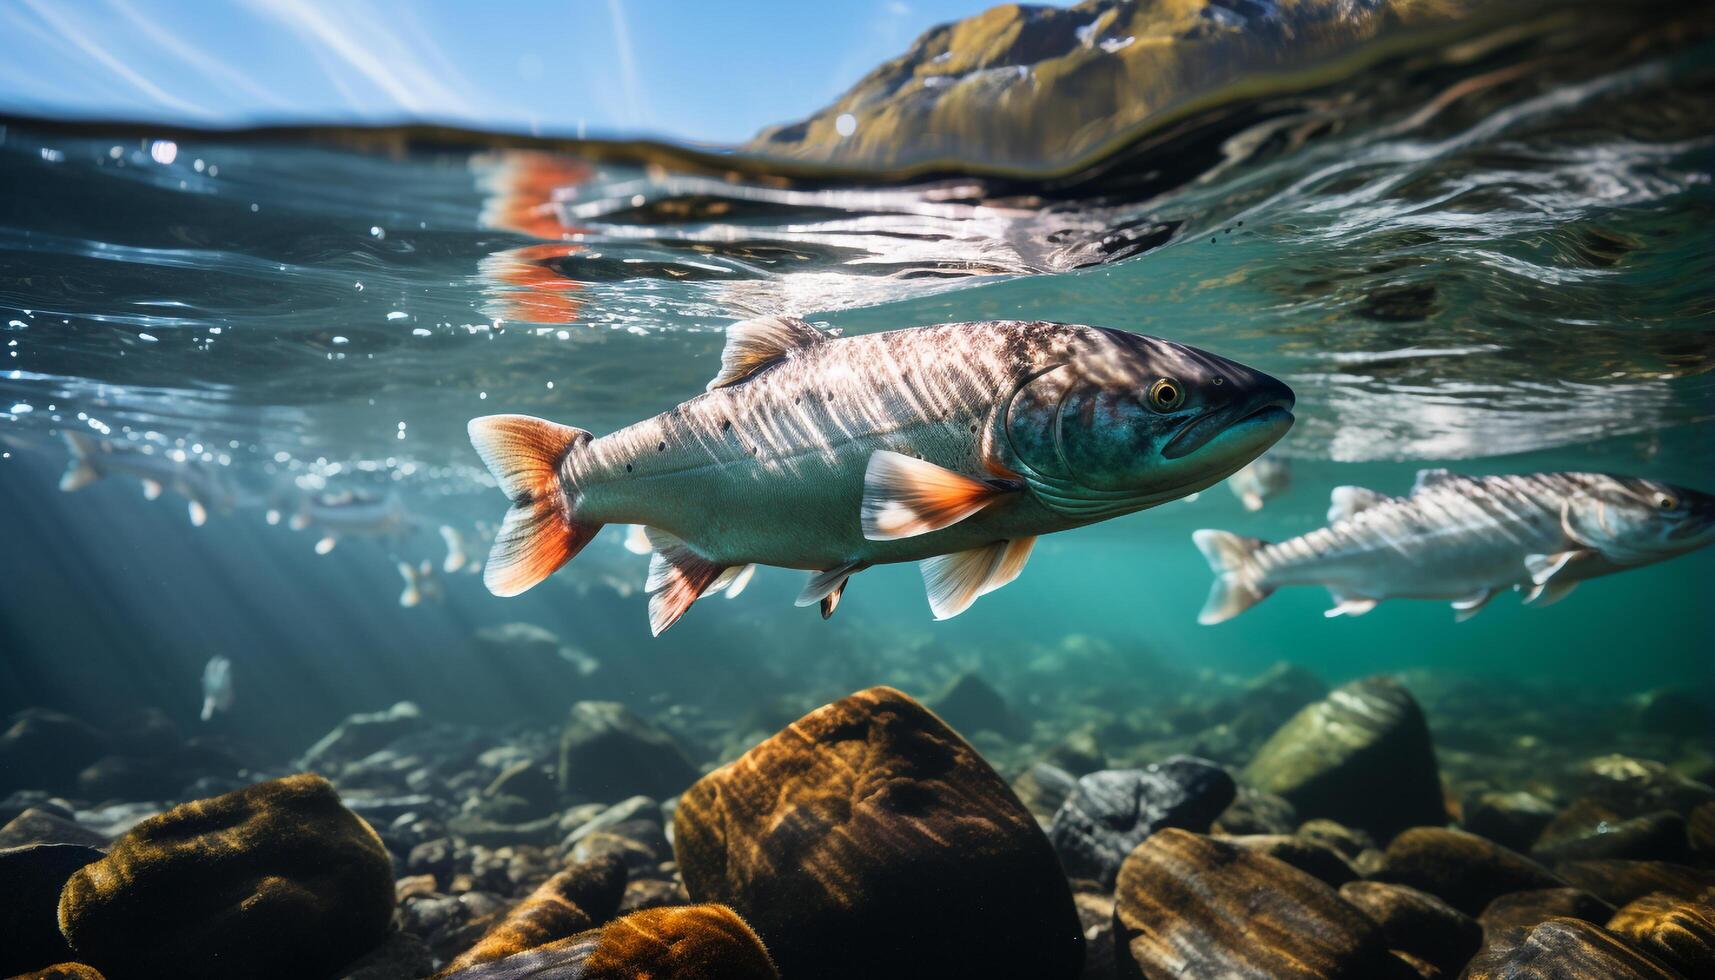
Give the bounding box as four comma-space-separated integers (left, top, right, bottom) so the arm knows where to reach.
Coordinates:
468, 414, 601, 597
861, 451, 1016, 541
706, 315, 827, 390
920, 538, 1033, 621
1451, 588, 1493, 623
1324, 596, 1378, 619
1327, 485, 1388, 524
645, 539, 727, 636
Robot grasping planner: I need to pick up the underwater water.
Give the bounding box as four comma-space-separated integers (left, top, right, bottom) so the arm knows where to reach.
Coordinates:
2, 3, 1713, 979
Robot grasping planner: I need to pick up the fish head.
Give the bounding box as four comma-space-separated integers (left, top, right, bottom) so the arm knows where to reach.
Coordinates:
1562, 476, 1715, 565
1004, 331, 1294, 516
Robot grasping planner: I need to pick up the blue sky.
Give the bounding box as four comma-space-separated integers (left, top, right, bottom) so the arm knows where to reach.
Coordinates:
0, 0, 1011, 144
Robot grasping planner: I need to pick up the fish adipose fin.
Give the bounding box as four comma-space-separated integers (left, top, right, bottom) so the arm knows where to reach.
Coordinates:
1192, 529, 1273, 624
643, 529, 729, 636
468, 414, 600, 597
706, 315, 828, 390
920, 537, 1035, 621
59, 431, 101, 492
1327, 486, 1388, 524
1325, 596, 1379, 619
1451, 589, 1493, 623
861, 451, 1018, 541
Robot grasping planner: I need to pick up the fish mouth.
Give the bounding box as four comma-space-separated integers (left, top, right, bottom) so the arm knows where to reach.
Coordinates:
1163, 403, 1294, 461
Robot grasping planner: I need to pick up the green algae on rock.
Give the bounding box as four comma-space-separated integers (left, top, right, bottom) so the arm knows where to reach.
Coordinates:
57, 773, 394, 980
1241, 676, 1446, 840
673, 685, 1083, 980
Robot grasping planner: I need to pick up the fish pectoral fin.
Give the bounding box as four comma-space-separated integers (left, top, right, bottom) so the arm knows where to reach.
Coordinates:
796, 561, 864, 608
1451, 588, 1493, 623
141, 479, 163, 501
1524, 549, 1592, 586
1327, 485, 1388, 524
706, 315, 828, 390
861, 451, 1019, 541
920, 537, 1035, 621
1323, 596, 1379, 619
1524, 580, 1579, 607
644, 533, 728, 636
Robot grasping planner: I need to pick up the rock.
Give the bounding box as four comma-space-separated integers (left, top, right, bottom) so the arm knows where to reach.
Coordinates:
1533, 807, 1690, 864
745, 0, 1510, 175
1480, 887, 1618, 932
0, 843, 105, 976
302, 702, 424, 772
105, 708, 182, 759
558, 702, 698, 803
673, 686, 1082, 980
561, 795, 661, 847
1114, 828, 1411, 979
445, 812, 562, 848
1339, 880, 1481, 976
1630, 688, 1715, 737
1043, 728, 1106, 776
1691, 802, 1715, 862
0, 710, 110, 795
59, 773, 395, 980
0, 808, 108, 849
1072, 888, 1116, 979
74, 755, 185, 802
1554, 859, 1715, 906
339, 931, 437, 980
1464, 917, 1679, 979
1241, 677, 1445, 840
1462, 791, 1559, 853
440, 855, 627, 973
1375, 827, 1567, 916
1298, 818, 1375, 860
482, 761, 558, 820
1222, 833, 1357, 886
12, 965, 107, 980
437, 904, 777, 980
1606, 890, 1715, 977
1013, 762, 1078, 820
570, 829, 665, 872
1048, 757, 1235, 887
1574, 755, 1715, 818
618, 877, 688, 913
1213, 786, 1298, 835
926, 670, 1026, 740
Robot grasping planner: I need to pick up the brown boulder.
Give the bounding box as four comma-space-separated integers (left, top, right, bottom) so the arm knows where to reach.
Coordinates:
436, 855, 627, 975
1374, 827, 1565, 915
1606, 890, 1715, 977
1464, 917, 1679, 979
1338, 880, 1480, 976
673, 686, 1081, 980
437, 904, 776, 980
1555, 859, 1715, 907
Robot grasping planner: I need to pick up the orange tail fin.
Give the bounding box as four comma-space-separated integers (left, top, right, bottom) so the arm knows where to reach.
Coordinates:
468, 414, 600, 596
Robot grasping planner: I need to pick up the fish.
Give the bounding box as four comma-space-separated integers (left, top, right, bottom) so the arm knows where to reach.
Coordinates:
60, 431, 235, 526
439, 525, 469, 574
468, 315, 1294, 634
1194, 469, 1715, 624
397, 559, 442, 608
287, 490, 412, 554
200, 655, 234, 722
1227, 456, 1291, 511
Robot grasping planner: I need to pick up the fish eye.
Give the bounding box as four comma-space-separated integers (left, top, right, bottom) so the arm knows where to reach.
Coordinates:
1656, 493, 1677, 511
1148, 378, 1185, 412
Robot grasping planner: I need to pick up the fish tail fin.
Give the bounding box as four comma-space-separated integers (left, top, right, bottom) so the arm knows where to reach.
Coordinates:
1192, 529, 1273, 624
59, 431, 101, 491
468, 414, 600, 597
397, 561, 421, 608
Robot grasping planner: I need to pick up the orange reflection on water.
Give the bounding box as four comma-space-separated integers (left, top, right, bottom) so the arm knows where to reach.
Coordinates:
478, 151, 591, 323
480, 243, 585, 324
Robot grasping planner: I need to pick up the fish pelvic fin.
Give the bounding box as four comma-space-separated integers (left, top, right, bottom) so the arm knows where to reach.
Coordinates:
59, 431, 101, 492
1192, 529, 1273, 625
861, 451, 1018, 541
468, 414, 600, 597
920, 537, 1036, 621
643, 530, 728, 636
707, 314, 828, 390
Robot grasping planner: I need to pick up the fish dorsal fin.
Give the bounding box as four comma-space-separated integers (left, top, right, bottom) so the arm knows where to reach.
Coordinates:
1411, 468, 1462, 495
706, 315, 827, 390
861, 451, 1019, 541
920, 537, 1036, 621
643, 529, 728, 636
1327, 486, 1388, 524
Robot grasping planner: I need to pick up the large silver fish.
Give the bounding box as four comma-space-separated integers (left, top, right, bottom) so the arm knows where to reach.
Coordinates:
60, 431, 236, 526
470, 316, 1294, 634
1195, 469, 1715, 624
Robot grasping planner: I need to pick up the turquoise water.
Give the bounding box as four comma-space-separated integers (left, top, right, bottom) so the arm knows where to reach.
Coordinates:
0, 3, 1709, 770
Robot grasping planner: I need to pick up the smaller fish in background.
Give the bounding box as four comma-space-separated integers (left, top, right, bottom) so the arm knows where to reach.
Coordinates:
287, 490, 412, 554
439, 525, 468, 574
397, 559, 442, 608
200, 655, 234, 722
60, 431, 234, 526
1227, 456, 1291, 511
1194, 469, 1715, 624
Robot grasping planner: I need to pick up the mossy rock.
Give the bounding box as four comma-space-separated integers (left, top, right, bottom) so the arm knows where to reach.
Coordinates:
58, 773, 394, 980
437, 855, 626, 975
674, 686, 1082, 980
1606, 890, 1715, 977
438, 904, 777, 979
